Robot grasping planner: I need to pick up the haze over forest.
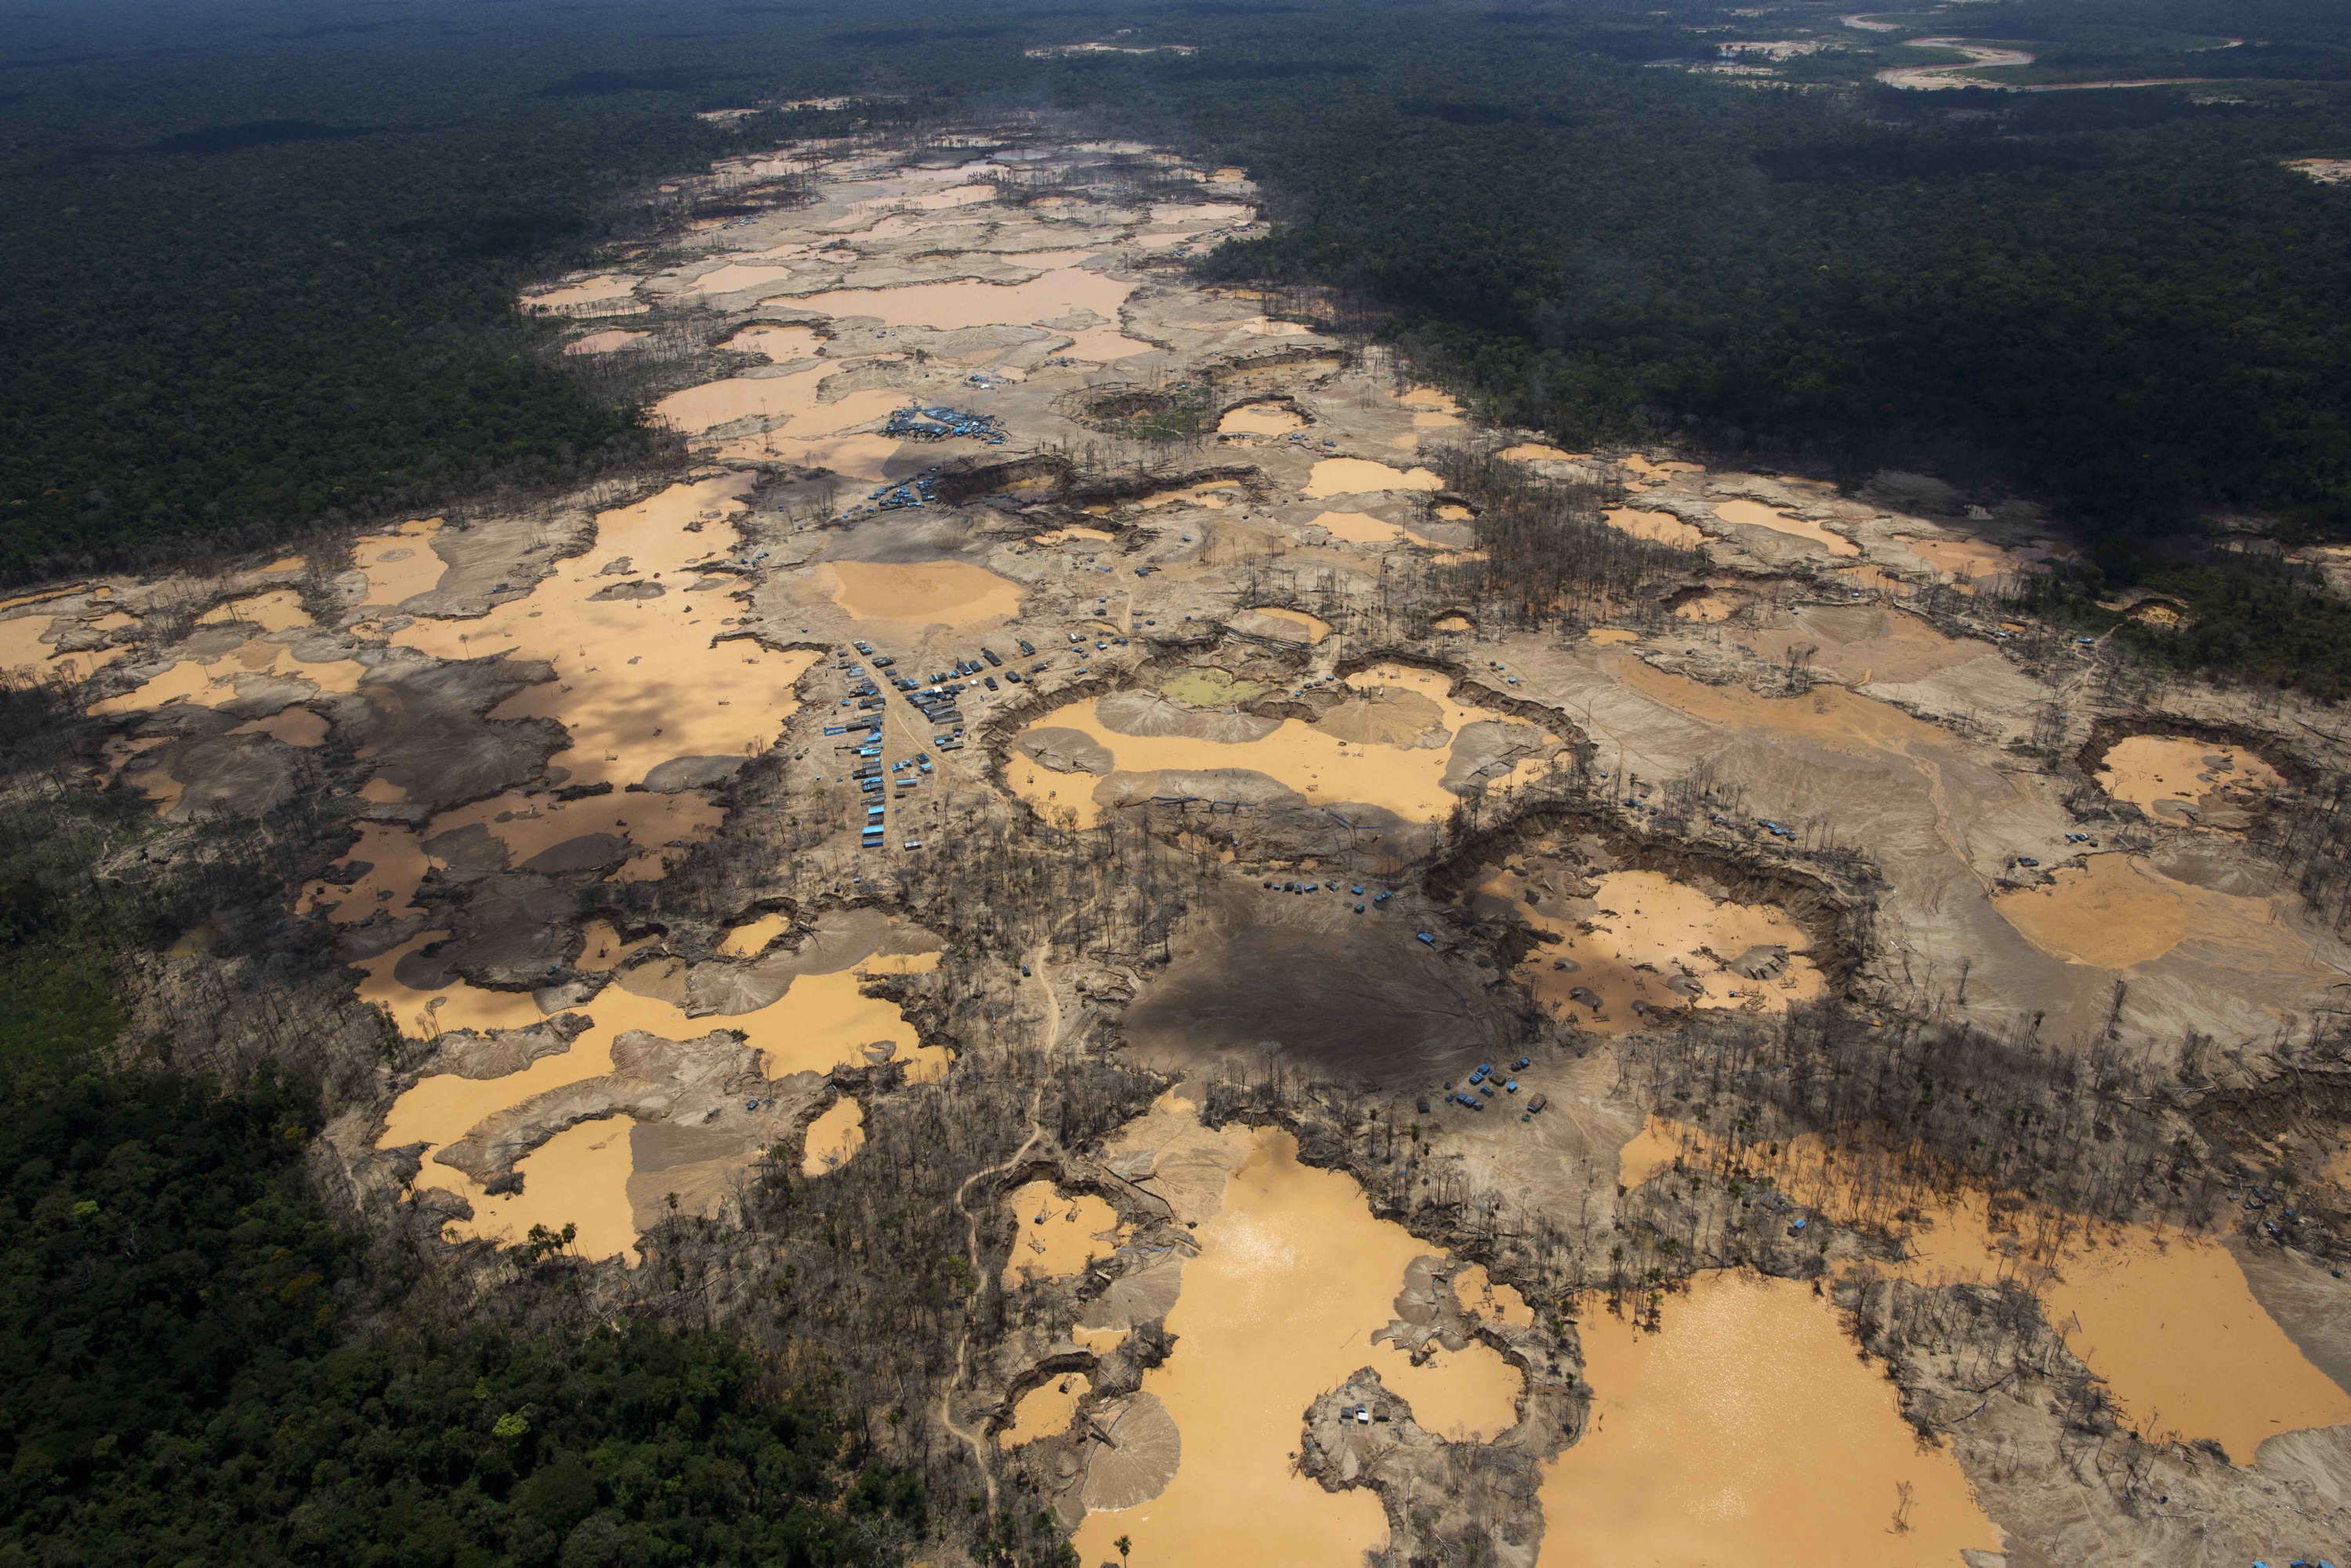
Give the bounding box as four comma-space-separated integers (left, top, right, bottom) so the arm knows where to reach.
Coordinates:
8, 1, 2351, 1564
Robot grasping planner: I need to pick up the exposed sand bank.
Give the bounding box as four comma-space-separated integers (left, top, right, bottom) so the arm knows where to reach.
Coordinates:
1993, 853, 2317, 972
1712, 498, 1859, 557
2096, 734, 2281, 828
823, 559, 1023, 627
1482, 865, 1826, 1034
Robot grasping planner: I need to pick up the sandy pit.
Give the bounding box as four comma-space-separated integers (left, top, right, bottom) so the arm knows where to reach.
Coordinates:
822, 559, 1023, 628
352, 517, 446, 606
1711, 498, 1859, 556
1302, 458, 1443, 499
1218, 400, 1306, 435
1480, 865, 1826, 1034
1602, 507, 1705, 550
1002, 1180, 1125, 1285
1073, 1106, 1523, 1564
425, 787, 726, 883
1454, 1263, 1537, 1328
719, 912, 792, 957
1127, 481, 1241, 512
563, 329, 648, 356
1585, 627, 1640, 645
2049, 1232, 2351, 1461
1668, 589, 1745, 623
1158, 668, 1270, 708
1627, 1120, 2351, 1462
197, 589, 312, 633
1535, 1272, 2002, 1566
1306, 510, 1409, 546
801, 1097, 866, 1177
1002, 1374, 1092, 1447
720, 322, 824, 361
390, 476, 819, 791
522, 274, 641, 313
1231, 606, 1329, 643
2096, 735, 2282, 829
781, 267, 1136, 332
1993, 853, 2317, 971
374, 950, 942, 1260
1498, 444, 1581, 463
1006, 664, 1555, 829
1898, 534, 2045, 590
0, 614, 125, 680
89, 642, 367, 718
227, 708, 328, 747
1616, 657, 1950, 757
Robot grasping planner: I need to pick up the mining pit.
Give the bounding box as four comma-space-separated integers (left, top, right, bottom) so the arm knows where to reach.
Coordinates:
17, 121, 2351, 1566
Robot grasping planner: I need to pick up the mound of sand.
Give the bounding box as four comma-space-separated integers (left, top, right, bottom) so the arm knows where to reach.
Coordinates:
1310, 686, 1449, 748
1096, 689, 1282, 744
1019, 727, 1118, 775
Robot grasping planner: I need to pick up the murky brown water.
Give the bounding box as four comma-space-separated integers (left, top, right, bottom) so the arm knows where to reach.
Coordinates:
719, 912, 792, 957
1008, 664, 1556, 828
469, 1116, 641, 1264
800, 1097, 866, 1177
389, 476, 817, 791
1073, 1106, 1523, 1563
89, 641, 366, 718
522, 274, 641, 312
1003, 1374, 1093, 1447
1536, 1272, 2001, 1566
0, 612, 126, 681
353, 517, 446, 606
1302, 458, 1443, 499
719, 322, 822, 361
374, 958, 940, 1258
1306, 510, 1412, 546
1621, 1118, 2351, 1462
1218, 400, 1306, 435
1002, 1180, 1125, 1285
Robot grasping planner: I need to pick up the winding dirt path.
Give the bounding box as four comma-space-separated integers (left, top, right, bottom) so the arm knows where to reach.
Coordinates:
942, 1075, 1051, 1516
1876, 38, 2035, 90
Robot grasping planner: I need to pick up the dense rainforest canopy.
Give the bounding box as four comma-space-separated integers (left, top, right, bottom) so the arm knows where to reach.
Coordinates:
5, 0, 2349, 583
4, 0, 2351, 695
0, 681, 926, 1567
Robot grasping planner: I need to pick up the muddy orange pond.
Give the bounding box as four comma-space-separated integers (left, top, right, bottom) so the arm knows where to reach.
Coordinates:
1072, 1101, 1521, 1563
1538, 1272, 2001, 1566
